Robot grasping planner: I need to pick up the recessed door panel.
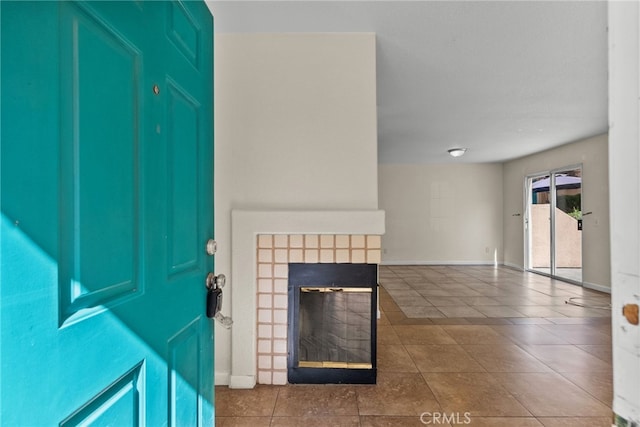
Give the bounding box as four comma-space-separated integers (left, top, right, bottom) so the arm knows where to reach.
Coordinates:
167, 81, 200, 277
168, 318, 201, 426
167, 1, 200, 68
60, 362, 145, 427
59, 2, 141, 322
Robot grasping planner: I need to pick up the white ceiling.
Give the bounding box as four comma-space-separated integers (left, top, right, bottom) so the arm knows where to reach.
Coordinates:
207, 1, 608, 164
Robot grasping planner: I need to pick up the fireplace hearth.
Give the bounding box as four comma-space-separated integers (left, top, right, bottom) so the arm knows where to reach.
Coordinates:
288, 263, 377, 384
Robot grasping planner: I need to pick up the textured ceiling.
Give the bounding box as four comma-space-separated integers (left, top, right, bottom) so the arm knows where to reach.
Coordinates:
207, 1, 608, 164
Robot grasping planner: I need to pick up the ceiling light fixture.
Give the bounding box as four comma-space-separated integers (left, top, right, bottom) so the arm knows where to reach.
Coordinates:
448, 148, 467, 157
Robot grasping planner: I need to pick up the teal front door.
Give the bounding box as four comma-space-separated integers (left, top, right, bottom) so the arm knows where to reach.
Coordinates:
1, 1, 215, 425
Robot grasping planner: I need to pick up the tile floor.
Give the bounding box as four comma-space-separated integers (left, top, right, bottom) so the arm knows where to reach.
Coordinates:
215, 265, 613, 427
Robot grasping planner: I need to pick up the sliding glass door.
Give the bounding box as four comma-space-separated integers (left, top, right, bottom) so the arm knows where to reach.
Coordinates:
525, 166, 582, 283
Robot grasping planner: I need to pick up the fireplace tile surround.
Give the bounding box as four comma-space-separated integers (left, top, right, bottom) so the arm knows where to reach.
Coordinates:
229, 210, 385, 389
256, 234, 381, 385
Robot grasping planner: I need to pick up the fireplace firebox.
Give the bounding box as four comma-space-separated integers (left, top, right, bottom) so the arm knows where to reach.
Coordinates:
287, 263, 377, 384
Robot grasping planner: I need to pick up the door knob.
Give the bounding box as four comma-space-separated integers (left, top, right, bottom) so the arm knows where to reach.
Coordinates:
205, 273, 232, 328
206, 239, 217, 255
206, 273, 225, 290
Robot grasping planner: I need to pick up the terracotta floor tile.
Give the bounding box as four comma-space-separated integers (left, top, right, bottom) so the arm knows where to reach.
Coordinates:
272, 385, 358, 417
393, 325, 457, 345
441, 325, 515, 345
462, 344, 552, 373
379, 281, 413, 290
360, 415, 443, 426
474, 305, 527, 318
380, 297, 402, 312
356, 372, 440, 416
560, 370, 613, 406
401, 306, 447, 318
406, 344, 485, 373
463, 417, 544, 426
490, 325, 570, 345
547, 317, 610, 325
495, 373, 612, 417
270, 416, 361, 426
507, 306, 567, 318
458, 296, 503, 306
575, 345, 612, 363
409, 283, 444, 291
214, 385, 279, 417
417, 289, 457, 297
508, 318, 554, 325
392, 295, 432, 307
589, 323, 613, 336
464, 317, 514, 325
425, 297, 469, 306
423, 372, 532, 417
538, 324, 612, 345
436, 305, 487, 318
519, 345, 611, 373
493, 296, 540, 306
378, 312, 391, 326
215, 417, 272, 427
548, 305, 610, 318
386, 289, 425, 299
395, 317, 437, 325
377, 325, 401, 345
537, 417, 612, 427
377, 344, 418, 372
384, 310, 408, 324
429, 318, 472, 325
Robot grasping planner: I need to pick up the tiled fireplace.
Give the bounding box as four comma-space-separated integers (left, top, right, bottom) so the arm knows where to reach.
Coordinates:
255, 234, 381, 385
229, 210, 385, 389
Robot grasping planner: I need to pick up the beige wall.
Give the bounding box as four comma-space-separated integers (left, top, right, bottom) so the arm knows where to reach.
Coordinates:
379, 163, 504, 264
503, 134, 610, 290
214, 33, 378, 384
215, 33, 378, 211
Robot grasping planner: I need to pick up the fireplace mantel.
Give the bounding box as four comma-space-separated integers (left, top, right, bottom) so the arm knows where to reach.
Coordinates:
229, 210, 385, 389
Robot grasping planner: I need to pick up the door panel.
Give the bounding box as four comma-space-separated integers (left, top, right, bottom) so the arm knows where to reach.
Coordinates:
527, 174, 551, 275
552, 168, 583, 282
59, 362, 145, 427
167, 81, 201, 277
1, 1, 214, 425
59, 1, 142, 321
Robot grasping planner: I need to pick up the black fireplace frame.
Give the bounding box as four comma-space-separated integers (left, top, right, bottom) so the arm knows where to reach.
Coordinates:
287, 263, 377, 384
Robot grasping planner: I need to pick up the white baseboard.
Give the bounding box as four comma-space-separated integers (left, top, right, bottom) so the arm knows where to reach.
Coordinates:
215, 372, 230, 386
583, 281, 611, 294
229, 375, 257, 389
503, 262, 524, 271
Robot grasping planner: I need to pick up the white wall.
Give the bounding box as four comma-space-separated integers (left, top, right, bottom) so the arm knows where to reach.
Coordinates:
502, 134, 610, 291
609, 1, 640, 422
214, 33, 378, 384
379, 163, 504, 264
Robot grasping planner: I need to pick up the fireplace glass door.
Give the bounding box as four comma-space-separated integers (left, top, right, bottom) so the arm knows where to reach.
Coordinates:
298, 287, 372, 369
